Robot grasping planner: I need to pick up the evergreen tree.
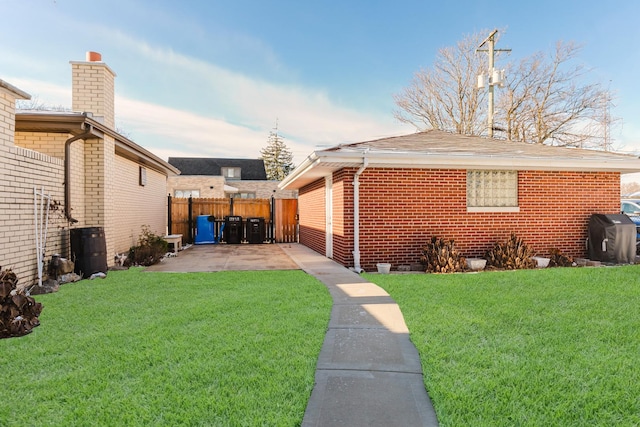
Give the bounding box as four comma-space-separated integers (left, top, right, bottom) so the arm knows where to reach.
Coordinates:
260, 122, 294, 180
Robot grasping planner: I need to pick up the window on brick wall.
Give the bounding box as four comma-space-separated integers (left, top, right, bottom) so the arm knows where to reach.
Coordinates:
174, 190, 200, 198
467, 170, 518, 211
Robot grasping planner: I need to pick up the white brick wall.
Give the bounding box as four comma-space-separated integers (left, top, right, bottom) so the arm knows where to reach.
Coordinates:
0, 62, 171, 287
1, 90, 68, 289
15, 132, 67, 158
71, 61, 116, 128
0, 91, 14, 150
0, 141, 66, 289
113, 156, 168, 253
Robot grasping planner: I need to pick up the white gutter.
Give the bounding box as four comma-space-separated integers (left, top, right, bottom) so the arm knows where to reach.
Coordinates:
278, 152, 319, 190
351, 155, 369, 273
314, 149, 640, 173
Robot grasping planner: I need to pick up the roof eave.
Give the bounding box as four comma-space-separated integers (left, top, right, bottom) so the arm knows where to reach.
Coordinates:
15, 112, 179, 176
0, 79, 30, 100
15, 112, 91, 135
279, 152, 322, 190
280, 150, 640, 190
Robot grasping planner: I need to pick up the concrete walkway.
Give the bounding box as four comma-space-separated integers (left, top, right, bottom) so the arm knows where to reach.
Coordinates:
280, 244, 439, 427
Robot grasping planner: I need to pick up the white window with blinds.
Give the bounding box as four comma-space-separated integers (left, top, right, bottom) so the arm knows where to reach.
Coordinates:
467, 170, 519, 212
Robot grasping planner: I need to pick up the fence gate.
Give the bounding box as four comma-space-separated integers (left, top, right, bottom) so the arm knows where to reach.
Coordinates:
168, 196, 298, 244
274, 199, 298, 243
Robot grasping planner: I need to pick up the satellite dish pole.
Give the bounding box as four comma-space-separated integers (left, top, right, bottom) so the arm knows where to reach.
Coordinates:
477, 30, 511, 138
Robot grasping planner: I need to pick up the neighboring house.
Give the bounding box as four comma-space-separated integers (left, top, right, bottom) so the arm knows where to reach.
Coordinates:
279, 130, 640, 272
1, 52, 178, 288
167, 157, 296, 199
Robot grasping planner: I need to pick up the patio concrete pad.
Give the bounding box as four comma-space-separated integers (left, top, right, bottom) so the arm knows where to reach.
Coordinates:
144, 243, 299, 272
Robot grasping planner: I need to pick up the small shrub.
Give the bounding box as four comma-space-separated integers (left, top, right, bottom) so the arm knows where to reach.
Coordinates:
420, 236, 467, 273
548, 248, 574, 267
485, 233, 536, 270
127, 226, 168, 266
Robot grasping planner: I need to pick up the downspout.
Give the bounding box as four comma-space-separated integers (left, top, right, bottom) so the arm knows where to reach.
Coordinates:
351, 155, 369, 273
64, 124, 94, 223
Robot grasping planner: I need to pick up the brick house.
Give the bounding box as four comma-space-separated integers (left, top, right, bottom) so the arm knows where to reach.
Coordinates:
1, 52, 177, 288
167, 157, 296, 199
279, 130, 640, 272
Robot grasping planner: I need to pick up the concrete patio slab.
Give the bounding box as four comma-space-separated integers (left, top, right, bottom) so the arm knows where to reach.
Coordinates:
144, 243, 299, 272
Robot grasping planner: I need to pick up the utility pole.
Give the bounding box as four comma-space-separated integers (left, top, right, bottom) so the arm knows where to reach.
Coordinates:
477, 30, 511, 138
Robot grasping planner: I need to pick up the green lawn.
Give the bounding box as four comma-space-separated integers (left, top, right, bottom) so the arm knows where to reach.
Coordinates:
366, 266, 640, 427
1, 268, 331, 426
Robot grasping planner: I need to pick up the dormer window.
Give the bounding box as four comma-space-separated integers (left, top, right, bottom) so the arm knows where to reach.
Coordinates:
222, 167, 241, 180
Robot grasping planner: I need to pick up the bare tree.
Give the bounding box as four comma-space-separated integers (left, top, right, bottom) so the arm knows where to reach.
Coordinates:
16, 95, 70, 112
394, 32, 616, 149
497, 41, 611, 147
393, 32, 489, 135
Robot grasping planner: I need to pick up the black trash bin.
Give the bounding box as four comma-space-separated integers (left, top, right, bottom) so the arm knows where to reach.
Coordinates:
70, 227, 108, 278
587, 214, 636, 264
224, 216, 243, 244
246, 217, 265, 244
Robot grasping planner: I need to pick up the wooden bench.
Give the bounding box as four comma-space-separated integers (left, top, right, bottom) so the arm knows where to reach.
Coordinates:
163, 234, 183, 253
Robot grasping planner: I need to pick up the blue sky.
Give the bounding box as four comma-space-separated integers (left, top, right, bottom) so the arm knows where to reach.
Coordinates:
2, 0, 640, 165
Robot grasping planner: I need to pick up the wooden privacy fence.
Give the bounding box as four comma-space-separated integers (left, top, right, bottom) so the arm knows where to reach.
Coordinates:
168, 197, 298, 244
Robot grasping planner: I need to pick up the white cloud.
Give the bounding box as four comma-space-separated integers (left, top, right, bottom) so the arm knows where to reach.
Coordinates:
116, 96, 267, 158
6, 77, 70, 106
6, 30, 411, 164
102, 32, 410, 145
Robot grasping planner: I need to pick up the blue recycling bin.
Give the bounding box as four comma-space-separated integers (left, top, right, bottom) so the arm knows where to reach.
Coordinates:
195, 215, 215, 244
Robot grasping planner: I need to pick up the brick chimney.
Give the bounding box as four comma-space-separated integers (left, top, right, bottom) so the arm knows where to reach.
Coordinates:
69, 52, 117, 264
70, 51, 116, 129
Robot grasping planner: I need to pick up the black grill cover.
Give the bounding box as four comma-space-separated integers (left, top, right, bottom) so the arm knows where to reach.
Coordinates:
587, 214, 636, 264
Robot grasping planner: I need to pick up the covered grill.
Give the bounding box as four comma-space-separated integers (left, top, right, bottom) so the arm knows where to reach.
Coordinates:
587, 214, 636, 264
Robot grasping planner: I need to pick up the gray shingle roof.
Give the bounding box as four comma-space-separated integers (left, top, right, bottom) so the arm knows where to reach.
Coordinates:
280, 130, 640, 190
168, 157, 267, 180
330, 130, 637, 161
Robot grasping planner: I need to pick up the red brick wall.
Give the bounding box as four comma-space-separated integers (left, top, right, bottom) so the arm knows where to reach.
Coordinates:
300, 167, 621, 271
298, 178, 326, 255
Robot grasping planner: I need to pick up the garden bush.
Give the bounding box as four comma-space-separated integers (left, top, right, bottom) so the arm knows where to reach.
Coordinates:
485, 233, 536, 269
127, 225, 168, 266
420, 236, 467, 273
